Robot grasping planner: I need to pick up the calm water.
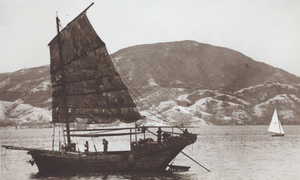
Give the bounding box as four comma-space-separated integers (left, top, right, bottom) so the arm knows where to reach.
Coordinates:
1, 126, 300, 180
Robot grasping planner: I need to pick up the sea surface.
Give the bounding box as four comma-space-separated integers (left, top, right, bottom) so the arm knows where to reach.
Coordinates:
1, 126, 300, 180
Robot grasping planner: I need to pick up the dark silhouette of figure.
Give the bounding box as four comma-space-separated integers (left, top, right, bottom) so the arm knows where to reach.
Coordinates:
103, 138, 108, 154
84, 141, 89, 156
141, 125, 147, 133
183, 129, 189, 137
139, 138, 147, 145
141, 125, 147, 139
157, 127, 162, 144
65, 143, 76, 152
162, 132, 171, 142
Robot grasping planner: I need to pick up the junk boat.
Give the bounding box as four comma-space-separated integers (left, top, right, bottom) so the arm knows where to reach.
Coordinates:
3, 3, 197, 174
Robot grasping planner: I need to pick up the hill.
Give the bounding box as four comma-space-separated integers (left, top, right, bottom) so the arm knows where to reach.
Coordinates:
113, 40, 300, 91
0, 40, 299, 127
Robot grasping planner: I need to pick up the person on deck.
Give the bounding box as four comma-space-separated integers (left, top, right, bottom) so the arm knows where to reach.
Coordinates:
84, 141, 89, 156
183, 129, 189, 137
162, 132, 171, 142
157, 127, 162, 144
103, 138, 108, 155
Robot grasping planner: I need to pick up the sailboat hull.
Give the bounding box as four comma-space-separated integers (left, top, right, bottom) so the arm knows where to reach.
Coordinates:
28, 135, 197, 173
271, 134, 284, 137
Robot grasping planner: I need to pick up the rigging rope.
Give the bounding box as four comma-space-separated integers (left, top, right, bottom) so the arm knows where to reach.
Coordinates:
126, 87, 169, 123
108, 50, 177, 126
3, 148, 9, 170
59, 123, 61, 151
52, 123, 56, 153
91, 137, 97, 152
62, 124, 66, 145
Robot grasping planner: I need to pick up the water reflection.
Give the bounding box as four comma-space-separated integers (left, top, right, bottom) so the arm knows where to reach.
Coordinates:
29, 171, 191, 180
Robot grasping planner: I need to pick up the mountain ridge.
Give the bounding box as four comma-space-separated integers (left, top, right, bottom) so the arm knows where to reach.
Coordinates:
0, 40, 299, 127
113, 40, 300, 92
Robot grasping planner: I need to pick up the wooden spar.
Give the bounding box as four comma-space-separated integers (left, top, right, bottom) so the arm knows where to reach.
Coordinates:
160, 130, 200, 135
51, 73, 120, 87
53, 89, 129, 97
68, 127, 137, 132
70, 132, 142, 137
51, 3, 96, 145
2, 145, 47, 152
48, 2, 94, 45
145, 129, 157, 136
135, 126, 137, 142
52, 124, 55, 153
180, 151, 211, 172
67, 126, 182, 132
138, 125, 175, 128
56, 15, 71, 146
130, 128, 132, 143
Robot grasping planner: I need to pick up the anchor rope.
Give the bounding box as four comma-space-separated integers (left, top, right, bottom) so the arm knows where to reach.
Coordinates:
3, 147, 9, 170
1, 146, 3, 171
1, 146, 2, 171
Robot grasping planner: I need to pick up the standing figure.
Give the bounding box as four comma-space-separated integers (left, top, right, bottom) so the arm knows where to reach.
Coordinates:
162, 132, 171, 142
102, 138, 108, 154
157, 127, 162, 144
183, 129, 189, 137
84, 141, 89, 156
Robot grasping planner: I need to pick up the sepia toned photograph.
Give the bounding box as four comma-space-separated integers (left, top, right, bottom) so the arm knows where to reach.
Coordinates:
1, 0, 300, 179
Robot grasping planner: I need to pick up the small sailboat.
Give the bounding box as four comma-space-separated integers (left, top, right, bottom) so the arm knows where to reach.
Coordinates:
2, 3, 197, 174
268, 109, 284, 137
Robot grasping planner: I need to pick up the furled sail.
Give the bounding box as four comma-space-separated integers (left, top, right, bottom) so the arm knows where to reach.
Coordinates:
49, 13, 142, 124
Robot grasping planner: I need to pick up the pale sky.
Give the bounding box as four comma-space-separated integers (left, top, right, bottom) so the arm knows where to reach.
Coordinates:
1, 0, 300, 76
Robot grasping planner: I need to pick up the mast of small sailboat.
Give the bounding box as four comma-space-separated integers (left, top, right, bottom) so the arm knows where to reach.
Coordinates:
278, 113, 284, 135
278, 111, 282, 134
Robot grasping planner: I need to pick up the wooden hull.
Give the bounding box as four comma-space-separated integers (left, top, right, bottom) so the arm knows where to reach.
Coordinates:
28, 135, 197, 173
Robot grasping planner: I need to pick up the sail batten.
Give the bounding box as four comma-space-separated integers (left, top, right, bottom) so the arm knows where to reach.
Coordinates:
52, 105, 138, 109
49, 13, 142, 124
50, 44, 106, 73
51, 73, 120, 87
53, 88, 129, 96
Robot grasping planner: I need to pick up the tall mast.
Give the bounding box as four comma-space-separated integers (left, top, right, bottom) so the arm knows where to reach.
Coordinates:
53, 3, 95, 146
56, 15, 71, 145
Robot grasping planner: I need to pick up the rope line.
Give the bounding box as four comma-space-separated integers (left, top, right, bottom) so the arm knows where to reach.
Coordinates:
108, 50, 177, 126
3, 148, 9, 170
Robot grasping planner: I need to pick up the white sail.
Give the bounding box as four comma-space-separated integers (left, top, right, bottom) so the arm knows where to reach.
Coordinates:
268, 109, 284, 134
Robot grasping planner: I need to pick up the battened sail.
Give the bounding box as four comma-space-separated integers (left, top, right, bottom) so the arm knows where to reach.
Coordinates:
49, 13, 142, 124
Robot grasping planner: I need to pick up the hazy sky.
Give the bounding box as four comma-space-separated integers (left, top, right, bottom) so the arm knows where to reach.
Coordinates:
1, 0, 300, 76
